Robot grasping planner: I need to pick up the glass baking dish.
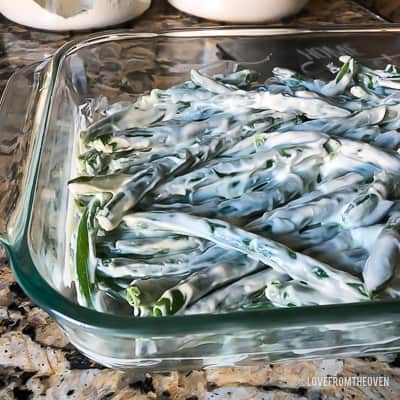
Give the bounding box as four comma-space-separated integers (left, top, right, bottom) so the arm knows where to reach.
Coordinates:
1, 26, 400, 371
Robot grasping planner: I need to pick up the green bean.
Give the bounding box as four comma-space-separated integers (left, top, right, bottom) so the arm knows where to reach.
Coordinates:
69, 59, 400, 316
185, 268, 289, 314
122, 212, 368, 302
153, 253, 260, 316
97, 245, 222, 279
264, 280, 343, 307
363, 213, 400, 293
247, 185, 361, 235
249, 171, 396, 235
75, 200, 99, 308
81, 104, 167, 146
305, 225, 384, 274
126, 277, 182, 317
98, 235, 207, 257
342, 172, 397, 228
214, 69, 258, 88
254, 91, 351, 119
270, 223, 341, 251
272, 57, 356, 97
280, 105, 386, 136
190, 69, 236, 94
98, 257, 196, 279
155, 143, 322, 204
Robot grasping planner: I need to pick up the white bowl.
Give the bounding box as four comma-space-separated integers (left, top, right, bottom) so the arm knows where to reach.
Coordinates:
168, 0, 308, 23
0, 0, 151, 31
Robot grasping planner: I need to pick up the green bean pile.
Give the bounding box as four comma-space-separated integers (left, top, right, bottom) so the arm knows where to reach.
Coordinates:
68, 56, 400, 316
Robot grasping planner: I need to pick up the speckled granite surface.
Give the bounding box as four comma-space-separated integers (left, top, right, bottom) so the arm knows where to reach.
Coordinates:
358, 0, 400, 22
1, 0, 400, 399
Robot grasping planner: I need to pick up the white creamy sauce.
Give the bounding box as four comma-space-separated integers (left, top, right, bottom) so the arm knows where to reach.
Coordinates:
68, 59, 400, 317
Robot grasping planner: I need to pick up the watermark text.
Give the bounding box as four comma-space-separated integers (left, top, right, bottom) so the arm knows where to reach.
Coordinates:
307, 375, 390, 387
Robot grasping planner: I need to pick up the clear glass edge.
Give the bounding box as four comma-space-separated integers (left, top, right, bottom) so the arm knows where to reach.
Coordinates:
5, 25, 400, 337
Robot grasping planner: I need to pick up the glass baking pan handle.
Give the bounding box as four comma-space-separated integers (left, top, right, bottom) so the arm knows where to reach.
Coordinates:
0, 60, 50, 246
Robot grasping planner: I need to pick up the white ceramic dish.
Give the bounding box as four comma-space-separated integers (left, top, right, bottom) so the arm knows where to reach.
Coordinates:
168, 0, 308, 23
0, 0, 151, 31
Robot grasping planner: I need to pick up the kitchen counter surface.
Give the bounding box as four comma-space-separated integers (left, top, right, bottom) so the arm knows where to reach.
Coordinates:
1, 1, 400, 399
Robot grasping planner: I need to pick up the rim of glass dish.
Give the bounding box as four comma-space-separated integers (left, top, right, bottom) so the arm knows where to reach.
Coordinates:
10, 26, 400, 336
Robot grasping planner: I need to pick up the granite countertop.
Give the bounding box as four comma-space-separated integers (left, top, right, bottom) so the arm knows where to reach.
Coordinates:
1, 1, 400, 399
